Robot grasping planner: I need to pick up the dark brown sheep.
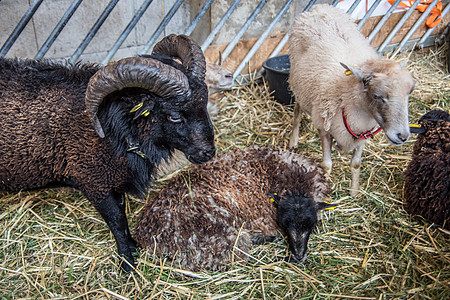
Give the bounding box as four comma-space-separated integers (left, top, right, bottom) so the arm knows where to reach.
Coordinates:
0, 34, 215, 271
135, 145, 332, 271
404, 110, 450, 229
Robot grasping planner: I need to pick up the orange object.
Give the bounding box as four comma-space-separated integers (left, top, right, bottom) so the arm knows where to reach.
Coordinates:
387, 0, 442, 28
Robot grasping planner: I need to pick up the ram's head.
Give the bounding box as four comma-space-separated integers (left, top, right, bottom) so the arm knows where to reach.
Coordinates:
84, 34, 215, 165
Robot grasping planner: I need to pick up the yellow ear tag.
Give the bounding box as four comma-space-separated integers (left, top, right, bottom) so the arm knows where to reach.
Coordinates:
130, 102, 143, 113
344, 70, 353, 76
410, 124, 421, 128
270, 197, 275, 203
324, 201, 336, 210
141, 110, 150, 117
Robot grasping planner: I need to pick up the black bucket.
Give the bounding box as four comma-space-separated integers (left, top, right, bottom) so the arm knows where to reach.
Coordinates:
262, 54, 294, 105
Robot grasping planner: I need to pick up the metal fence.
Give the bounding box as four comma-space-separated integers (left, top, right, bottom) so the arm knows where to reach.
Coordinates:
0, 0, 448, 81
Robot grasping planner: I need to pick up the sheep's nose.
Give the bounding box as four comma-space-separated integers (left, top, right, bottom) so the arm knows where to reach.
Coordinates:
199, 147, 216, 161
288, 253, 307, 263
397, 132, 409, 142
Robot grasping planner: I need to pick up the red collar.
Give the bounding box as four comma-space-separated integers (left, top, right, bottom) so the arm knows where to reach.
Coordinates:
342, 109, 382, 140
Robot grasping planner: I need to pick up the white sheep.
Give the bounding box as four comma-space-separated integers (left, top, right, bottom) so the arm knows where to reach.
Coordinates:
205, 62, 234, 96
288, 4, 415, 195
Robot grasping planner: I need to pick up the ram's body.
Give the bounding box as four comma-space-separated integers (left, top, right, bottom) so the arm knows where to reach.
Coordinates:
135, 145, 331, 271
288, 4, 414, 195
0, 60, 119, 193
0, 34, 216, 271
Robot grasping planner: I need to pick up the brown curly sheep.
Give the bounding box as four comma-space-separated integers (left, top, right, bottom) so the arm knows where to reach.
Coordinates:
135, 145, 332, 271
404, 110, 450, 229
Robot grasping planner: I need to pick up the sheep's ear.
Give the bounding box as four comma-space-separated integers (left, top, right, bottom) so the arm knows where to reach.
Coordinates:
268, 192, 281, 207
340, 62, 372, 81
316, 201, 336, 211
340, 62, 363, 78
218, 51, 223, 66
340, 62, 372, 88
409, 123, 426, 134
130, 101, 155, 120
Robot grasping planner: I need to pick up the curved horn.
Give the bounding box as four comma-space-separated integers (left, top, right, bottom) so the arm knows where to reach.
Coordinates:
152, 34, 206, 82
85, 56, 189, 138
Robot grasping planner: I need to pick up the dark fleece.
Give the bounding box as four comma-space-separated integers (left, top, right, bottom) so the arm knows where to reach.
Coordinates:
404, 117, 450, 229
135, 145, 330, 271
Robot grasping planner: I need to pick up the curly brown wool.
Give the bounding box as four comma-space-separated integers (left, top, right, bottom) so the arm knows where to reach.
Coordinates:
404, 114, 450, 229
135, 145, 331, 271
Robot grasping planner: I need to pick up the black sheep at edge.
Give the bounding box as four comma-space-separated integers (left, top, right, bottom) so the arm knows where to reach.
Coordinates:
0, 34, 216, 272
404, 109, 450, 229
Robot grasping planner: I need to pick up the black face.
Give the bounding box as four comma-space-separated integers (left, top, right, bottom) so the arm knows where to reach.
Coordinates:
131, 53, 215, 165
100, 85, 215, 167
275, 194, 319, 262
158, 94, 216, 164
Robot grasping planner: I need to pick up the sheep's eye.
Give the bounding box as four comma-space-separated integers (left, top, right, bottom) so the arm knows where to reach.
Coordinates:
168, 114, 182, 123
373, 94, 385, 101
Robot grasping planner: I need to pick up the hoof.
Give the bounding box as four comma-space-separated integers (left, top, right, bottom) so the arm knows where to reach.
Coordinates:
320, 162, 332, 175
119, 255, 137, 273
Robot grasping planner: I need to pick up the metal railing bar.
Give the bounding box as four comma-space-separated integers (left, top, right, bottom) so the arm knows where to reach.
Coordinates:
378, 0, 422, 53
268, 0, 320, 61
139, 0, 185, 55
357, 0, 383, 29
217, 0, 267, 64
184, 0, 215, 36
393, 0, 441, 54
331, 0, 341, 7
346, 0, 363, 15
381, 35, 438, 53
368, 0, 403, 42
101, 0, 154, 65
268, 32, 289, 59
0, 0, 44, 57
69, 0, 119, 64
34, 0, 83, 60
303, 0, 318, 12
233, 0, 294, 79
269, 0, 325, 62
201, 0, 242, 52
419, 2, 450, 46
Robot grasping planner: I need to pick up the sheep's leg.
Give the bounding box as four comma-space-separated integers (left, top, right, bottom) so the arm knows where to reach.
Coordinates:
318, 129, 332, 174
94, 192, 137, 272
116, 194, 138, 257
350, 145, 364, 196
289, 103, 302, 147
